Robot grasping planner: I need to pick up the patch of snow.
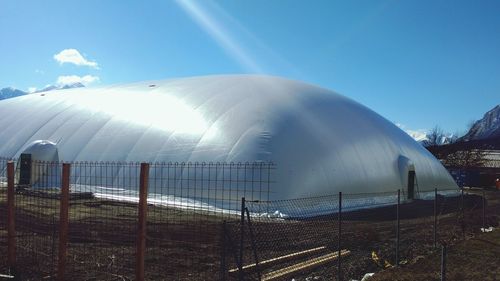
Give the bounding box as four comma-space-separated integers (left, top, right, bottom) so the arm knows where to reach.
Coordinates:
361, 273, 375, 281
480, 226, 494, 233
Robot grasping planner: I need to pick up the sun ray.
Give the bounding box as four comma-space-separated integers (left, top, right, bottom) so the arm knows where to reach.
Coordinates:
174, 0, 263, 73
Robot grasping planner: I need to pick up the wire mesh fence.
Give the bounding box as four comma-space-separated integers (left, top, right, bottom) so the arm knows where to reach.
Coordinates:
235, 189, 498, 281
0, 157, 64, 279
145, 162, 274, 280
65, 162, 142, 280
0, 157, 9, 275
0, 158, 275, 280
233, 195, 340, 281
0, 156, 498, 281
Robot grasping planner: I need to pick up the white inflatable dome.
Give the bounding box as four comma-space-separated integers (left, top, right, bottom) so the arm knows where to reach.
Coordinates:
0, 75, 457, 199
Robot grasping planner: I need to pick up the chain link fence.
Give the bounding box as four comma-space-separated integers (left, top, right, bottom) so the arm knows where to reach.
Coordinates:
237, 189, 497, 281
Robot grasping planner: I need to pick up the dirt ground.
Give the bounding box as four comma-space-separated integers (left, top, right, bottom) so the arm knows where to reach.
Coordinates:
368, 230, 500, 281
288, 189, 499, 281
0, 188, 498, 280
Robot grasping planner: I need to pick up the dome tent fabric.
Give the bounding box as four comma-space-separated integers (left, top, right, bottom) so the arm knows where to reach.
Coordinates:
0, 75, 457, 200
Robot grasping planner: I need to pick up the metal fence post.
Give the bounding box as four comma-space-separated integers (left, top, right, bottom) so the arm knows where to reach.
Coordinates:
434, 188, 437, 248
482, 189, 486, 230
338, 192, 342, 281
7, 161, 16, 276
396, 189, 400, 266
57, 163, 71, 281
239, 197, 245, 281
245, 207, 261, 281
136, 163, 149, 281
461, 188, 465, 239
441, 243, 447, 281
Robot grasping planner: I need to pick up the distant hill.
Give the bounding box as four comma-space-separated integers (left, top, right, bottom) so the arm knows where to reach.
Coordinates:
0, 87, 27, 100
0, 83, 85, 101
460, 105, 500, 141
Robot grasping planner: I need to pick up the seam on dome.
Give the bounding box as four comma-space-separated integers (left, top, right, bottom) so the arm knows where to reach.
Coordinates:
3, 97, 69, 153
99, 119, 151, 162
191, 81, 245, 112
183, 95, 257, 165
153, 89, 255, 164
41, 104, 93, 148
52, 110, 102, 160
109, 122, 155, 184
12, 101, 80, 157
225, 121, 265, 161
122, 123, 156, 163
1, 97, 61, 135
149, 80, 241, 164
177, 79, 226, 108
71, 114, 116, 161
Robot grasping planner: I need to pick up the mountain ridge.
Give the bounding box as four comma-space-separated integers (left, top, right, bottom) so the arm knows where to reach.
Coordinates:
0, 87, 27, 100
460, 105, 500, 141
0, 83, 85, 100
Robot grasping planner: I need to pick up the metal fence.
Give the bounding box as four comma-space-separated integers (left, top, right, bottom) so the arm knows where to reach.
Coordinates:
0, 157, 9, 276
0, 157, 498, 280
0, 158, 275, 280
229, 189, 496, 281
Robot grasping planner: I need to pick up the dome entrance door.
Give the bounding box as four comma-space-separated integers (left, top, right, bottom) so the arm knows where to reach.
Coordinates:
407, 170, 416, 200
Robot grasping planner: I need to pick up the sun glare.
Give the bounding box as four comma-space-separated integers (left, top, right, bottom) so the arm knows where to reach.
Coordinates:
174, 0, 262, 73
66, 90, 210, 135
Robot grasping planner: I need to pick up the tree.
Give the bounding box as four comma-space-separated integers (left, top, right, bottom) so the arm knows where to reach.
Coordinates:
423, 125, 487, 169
422, 126, 445, 147
441, 149, 487, 169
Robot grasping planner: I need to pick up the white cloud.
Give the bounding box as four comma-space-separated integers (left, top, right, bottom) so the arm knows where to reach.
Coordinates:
27, 87, 37, 93
53, 49, 99, 69
56, 75, 99, 86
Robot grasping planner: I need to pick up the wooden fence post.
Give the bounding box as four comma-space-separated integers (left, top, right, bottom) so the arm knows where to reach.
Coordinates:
7, 161, 16, 275
136, 163, 149, 281
57, 163, 71, 281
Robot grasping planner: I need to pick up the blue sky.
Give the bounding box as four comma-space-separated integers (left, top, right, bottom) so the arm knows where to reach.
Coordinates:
1, 0, 499, 137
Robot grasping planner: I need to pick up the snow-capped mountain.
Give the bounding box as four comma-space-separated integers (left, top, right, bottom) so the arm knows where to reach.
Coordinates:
404, 130, 428, 142
399, 126, 455, 146
0, 83, 85, 101
460, 105, 500, 141
0, 87, 27, 100
419, 133, 457, 146
60, 82, 85, 89
35, 82, 85, 93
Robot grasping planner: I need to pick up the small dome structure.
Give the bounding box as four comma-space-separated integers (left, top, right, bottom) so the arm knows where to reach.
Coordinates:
17, 140, 59, 187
